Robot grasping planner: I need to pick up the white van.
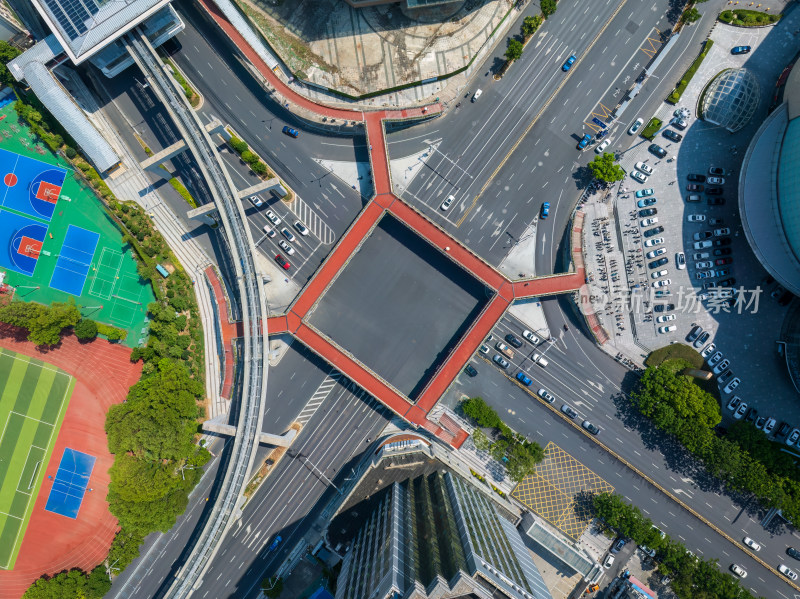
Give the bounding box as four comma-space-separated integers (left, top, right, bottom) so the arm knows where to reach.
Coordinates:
532, 353, 549, 367
472, 89, 482, 102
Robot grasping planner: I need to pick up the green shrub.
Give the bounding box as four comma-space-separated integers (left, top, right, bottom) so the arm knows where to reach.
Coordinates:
640, 117, 662, 140
74, 318, 98, 340
168, 177, 197, 208
229, 136, 249, 154
719, 8, 780, 25
97, 322, 127, 341
251, 161, 268, 176
667, 40, 714, 103
240, 150, 259, 165
65, 146, 77, 159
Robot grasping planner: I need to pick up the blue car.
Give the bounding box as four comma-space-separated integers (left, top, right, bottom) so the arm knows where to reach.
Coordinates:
516, 372, 532, 386
282, 126, 299, 138
637, 198, 656, 208
731, 46, 751, 55
540, 202, 550, 219
635, 188, 654, 198
562, 55, 577, 71
577, 134, 592, 150
268, 536, 282, 552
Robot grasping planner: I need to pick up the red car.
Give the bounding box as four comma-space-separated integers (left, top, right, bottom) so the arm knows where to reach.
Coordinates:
275, 254, 291, 270
716, 258, 733, 266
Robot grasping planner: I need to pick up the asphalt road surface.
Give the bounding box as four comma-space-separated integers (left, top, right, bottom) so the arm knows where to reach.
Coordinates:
448, 297, 799, 598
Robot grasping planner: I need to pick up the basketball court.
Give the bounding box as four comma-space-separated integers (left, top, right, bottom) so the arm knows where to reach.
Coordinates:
0, 147, 65, 222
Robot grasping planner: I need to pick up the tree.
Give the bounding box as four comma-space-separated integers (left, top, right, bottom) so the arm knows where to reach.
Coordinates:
107, 530, 145, 572
540, 0, 557, 18
23, 566, 110, 599
587, 152, 625, 183
27, 301, 81, 345
683, 7, 701, 23
74, 318, 98, 340
521, 15, 543, 38
471, 428, 491, 451
261, 577, 283, 598
461, 397, 502, 428
505, 39, 523, 63
0, 40, 22, 86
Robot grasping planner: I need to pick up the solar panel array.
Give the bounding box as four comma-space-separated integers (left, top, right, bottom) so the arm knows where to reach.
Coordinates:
42, 0, 105, 41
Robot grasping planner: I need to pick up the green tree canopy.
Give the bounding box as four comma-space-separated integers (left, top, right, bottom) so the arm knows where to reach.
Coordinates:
0, 300, 81, 345
588, 152, 625, 183
540, 0, 557, 18
0, 40, 22, 86
74, 318, 98, 340
521, 15, 543, 38
505, 39, 523, 62
23, 566, 110, 599
683, 7, 701, 23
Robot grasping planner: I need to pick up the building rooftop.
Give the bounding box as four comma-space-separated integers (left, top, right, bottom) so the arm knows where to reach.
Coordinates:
30, 0, 170, 63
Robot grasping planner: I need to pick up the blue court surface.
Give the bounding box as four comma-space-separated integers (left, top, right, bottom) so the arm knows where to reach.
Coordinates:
0, 210, 46, 276
0, 147, 66, 222
45, 448, 95, 519
50, 225, 99, 296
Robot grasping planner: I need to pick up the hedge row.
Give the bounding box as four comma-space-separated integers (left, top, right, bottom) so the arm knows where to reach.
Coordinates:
667, 40, 714, 104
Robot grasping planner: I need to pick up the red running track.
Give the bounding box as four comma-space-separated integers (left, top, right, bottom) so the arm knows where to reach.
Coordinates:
0, 326, 142, 599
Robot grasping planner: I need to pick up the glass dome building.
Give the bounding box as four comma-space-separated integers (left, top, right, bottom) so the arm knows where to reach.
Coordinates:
700, 68, 761, 132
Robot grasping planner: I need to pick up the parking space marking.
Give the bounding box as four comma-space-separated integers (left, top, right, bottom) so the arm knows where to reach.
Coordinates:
288, 196, 335, 245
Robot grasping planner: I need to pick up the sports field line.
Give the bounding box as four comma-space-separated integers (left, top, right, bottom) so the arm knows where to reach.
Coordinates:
0, 349, 73, 380
8, 409, 57, 429
0, 509, 23, 522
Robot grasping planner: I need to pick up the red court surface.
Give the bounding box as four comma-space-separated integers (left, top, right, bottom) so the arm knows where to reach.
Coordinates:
3, 173, 17, 187
16, 236, 42, 258
35, 181, 60, 204
0, 325, 142, 599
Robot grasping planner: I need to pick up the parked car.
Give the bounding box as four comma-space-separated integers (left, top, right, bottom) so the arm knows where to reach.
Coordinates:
653, 303, 675, 312
716, 257, 733, 266
696, 270, 713, 280
538, 388, 556, 403
612, 538, 626, 553
658, 325, 677, 334
464, 364, 478, 377
646, 247, 666, 259
687, 325, 703, 342
603, 554, 615, 569
640, 217, 658, 227
561, 404, 578, 419
649, 144, 667, 158
278, 239, 295, 255
635, 188, 654, 198
676, 252, 686, 269
787, 428, 800, 447
687, 214, 706, 222
294, 221, 309, 236
779, 564, 798, 581
726, 396, 741, 411
694, 331, 710, 348
723, 378, 740, 394
709, 166, 726, 176
492, 354, 510, 369
637, 197, 657, 207
687, 183, 704, 192
764, 418, 776, 434
582, 420, 600, 435
713, 227, 731, 237
712, 358, 730, 374
713, 248, 732, 256
652, 279, 671, 288
440, 195, 455, 211
694, 240, 713, 250
562, 54, 577, 71
644, 226, 664, 238
478, 344, 490, 355
577, 134, 592, 150
734, 402, 748, 419
693, 231, 713, 241
693, 251, 710, 260
522, 330, 540, 344
639, 208, 657, 217
516, 372, 532, 386
656, 314, 676, 323
706, 186, 724, 195
695, 260, 713, 269
274, 254, 290, 270
687, 173, 706, 182
629, 118, 644, 135
635, 161, 654, 175
672, 118, 688, 130
663, 129, 682, 142
686, 194, 701, 202
651, 269, 668, 279
707, 176, 725, 185
505, 333, 523, 348
731, 45, 751, 55
644, 237, 664, 247
719, 278, 737, 287
631, 170, 648, 183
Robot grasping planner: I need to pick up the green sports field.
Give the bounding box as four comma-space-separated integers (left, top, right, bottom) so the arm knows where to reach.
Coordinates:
0, 348, 74, 570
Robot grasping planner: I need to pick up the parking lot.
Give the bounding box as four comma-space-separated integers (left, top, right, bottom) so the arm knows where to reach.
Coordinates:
307, 214, 488, 399
583, 12, 800, 430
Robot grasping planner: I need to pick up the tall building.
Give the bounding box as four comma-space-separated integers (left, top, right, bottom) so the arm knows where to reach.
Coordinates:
335, 470, 551, 599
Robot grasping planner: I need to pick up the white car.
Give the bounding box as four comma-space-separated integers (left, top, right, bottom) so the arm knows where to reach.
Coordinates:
652, 279, 671, 288
522, 329, 540, 344
701, 343, 716, 358
733, 402, 748, 419
646, 247, 666, 259
658, 325, 677, 334
651, 269, 668, 279
281, 227, 296, 242
726, 395, 741, 411
629, 117, 644, 135
595, 139, 610, 153
695, 261, 713, 269
278, 239, 295, 255
249, 195, 264, 208
263, 225, 276, 238
687, 214, 706, 222
694, 240, 713, 250
266, 210, 282, 226
441, 195, 455, 211
656, 314, 676, 323
631, 171, 648, 183
787, 429, 800, 447
713, 359, 730, 374
676, 252, 686, 269
709, 352, 724, 366
538, 388, 556, 403
644, 237, 664, 247
764, 418, 776, 434
723, 378, 740, 394
640, 217, 658, 227
730, 564, 747, 578
707, 176, 725, 185
714, 227, 731, 237
779, 564, 798, 581
478, 344, 490, 355
635, 161, 653, 175
603, 554, 615, 569
294, 221, 310, 236
743, 537, 761, 551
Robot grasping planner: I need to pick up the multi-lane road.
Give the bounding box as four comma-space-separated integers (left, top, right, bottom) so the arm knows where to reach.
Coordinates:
96, 0, 800, 596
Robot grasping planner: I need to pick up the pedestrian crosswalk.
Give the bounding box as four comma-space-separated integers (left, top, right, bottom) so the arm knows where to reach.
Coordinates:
289, 195, 335, 245
296, 369, 342, 425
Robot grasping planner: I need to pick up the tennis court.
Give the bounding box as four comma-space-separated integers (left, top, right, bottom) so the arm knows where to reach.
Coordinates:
44, 448, 95, 520
49, 225, 100, 297
0, 348, 73, 569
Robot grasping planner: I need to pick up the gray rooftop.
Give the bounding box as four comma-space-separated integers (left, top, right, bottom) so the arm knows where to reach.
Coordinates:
31, 0, 170, 63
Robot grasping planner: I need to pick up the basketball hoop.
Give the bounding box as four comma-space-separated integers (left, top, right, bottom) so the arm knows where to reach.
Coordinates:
24, 244, 40, 258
